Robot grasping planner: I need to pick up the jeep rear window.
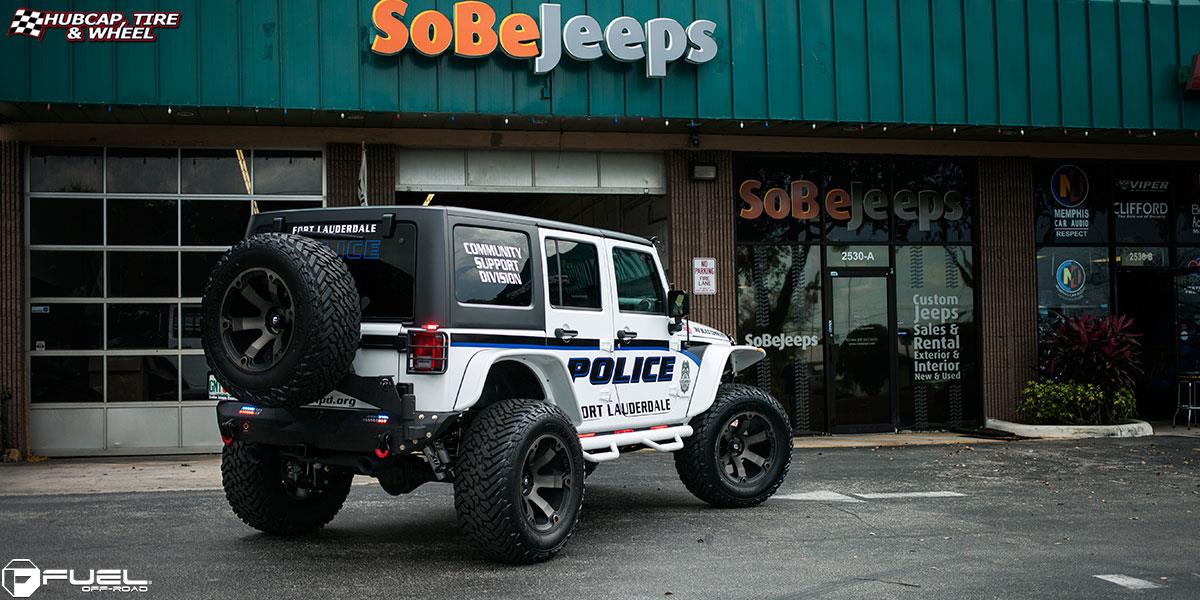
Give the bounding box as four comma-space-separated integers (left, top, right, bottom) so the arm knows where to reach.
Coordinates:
300, 222, 416, 321
454, 226, 532, 307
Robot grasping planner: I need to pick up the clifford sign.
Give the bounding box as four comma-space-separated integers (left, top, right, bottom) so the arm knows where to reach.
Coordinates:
368, 1, 718, 78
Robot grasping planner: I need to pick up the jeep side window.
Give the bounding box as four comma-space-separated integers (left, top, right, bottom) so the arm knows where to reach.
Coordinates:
453, 225, 533, 306
612, 247, 665, 314
545, 239, 602, 310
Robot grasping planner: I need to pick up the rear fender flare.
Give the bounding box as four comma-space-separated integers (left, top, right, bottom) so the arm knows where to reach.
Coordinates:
686, 345, 767, 417
453, 350, 581, 425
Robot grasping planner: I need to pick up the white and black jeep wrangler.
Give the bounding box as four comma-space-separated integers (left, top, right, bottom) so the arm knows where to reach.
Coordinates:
203, 206, 791, 563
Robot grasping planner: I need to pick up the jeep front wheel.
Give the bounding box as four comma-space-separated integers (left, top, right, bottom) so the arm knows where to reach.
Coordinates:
674, 384, 792, 508
454, 400, 585, 563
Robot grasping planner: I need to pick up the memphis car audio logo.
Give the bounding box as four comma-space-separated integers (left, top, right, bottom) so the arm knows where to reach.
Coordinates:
1054, 259, 1087, 300
369, 1, 717, 78
2, 559, 150, 597
7, 7, 178, 42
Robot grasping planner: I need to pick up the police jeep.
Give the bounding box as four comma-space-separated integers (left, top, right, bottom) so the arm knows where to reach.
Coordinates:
203, 206, 791, 563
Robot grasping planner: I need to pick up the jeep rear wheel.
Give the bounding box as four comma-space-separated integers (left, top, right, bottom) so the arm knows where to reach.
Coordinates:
221, 442, 353, 535
454, 400, 585, 563
202, 233, 360, 408
674, 384, 791, 508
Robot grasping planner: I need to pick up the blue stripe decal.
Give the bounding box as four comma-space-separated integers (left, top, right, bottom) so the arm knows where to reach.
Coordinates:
454, 341, 702, 366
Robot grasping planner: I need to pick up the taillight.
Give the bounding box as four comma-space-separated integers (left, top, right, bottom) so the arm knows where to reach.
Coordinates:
407, 329, 448, 373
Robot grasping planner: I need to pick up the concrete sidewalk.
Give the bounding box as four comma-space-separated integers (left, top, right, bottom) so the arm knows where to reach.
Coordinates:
0, 431, 1012, 497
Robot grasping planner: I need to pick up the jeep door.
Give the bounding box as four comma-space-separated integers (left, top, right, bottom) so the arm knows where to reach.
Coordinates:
604, 239, 691, 428
539, 230, 616, 431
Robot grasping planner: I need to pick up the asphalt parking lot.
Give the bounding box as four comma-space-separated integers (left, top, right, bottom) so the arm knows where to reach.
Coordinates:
1, 436, 1198, 600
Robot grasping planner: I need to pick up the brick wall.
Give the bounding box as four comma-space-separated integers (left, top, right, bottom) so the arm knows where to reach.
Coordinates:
978, 157, 1037, 421
0, 141, 26, 457
326, 143, 396, 207
666, 150, 736, 335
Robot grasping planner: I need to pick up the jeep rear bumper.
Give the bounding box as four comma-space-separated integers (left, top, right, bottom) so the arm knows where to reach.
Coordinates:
215, 374, 459, 456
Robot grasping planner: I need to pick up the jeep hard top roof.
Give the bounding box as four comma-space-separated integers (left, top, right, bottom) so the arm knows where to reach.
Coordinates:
248, 205, 656, 248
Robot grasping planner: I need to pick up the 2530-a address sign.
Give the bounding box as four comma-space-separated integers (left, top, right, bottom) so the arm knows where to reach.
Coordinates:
369, 1, 718, 78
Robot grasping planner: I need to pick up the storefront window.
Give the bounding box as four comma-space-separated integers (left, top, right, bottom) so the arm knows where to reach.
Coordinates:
734, 156, 824, 243
1175, 165, 1200, 244
26, 146, 324, 410
891, 158, 973, 243
735, 244, 824, 432
182, 149, 250, 195
1036, 246, 1111, 323
28, 147, 102, 193
29, 251, 102, 297
29, 198, 102, 245
895, 245, 977, 429
107, 199, 178, 245
105, 148, 178, 194
822, 158, 889, 242
253, 150, 323, 195
30, 357, 103, 403
1112, 164, 1172, 244
1034, 162, 1109, 245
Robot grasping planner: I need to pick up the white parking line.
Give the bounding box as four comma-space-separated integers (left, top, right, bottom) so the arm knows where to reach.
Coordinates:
855, 491, 966, 499
1093, 575, 1165, 590
775, 491, 864, 503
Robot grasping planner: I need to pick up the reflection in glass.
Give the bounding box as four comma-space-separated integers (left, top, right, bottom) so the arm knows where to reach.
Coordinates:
108, 252, 178, 297
181, 304, 202, 349
182, 200, 250, 246
181, 253, 222, 297
30, 251, 102, 297
828, 276, 890, 430
30, 304, 103, 350
28, 147, 103, 193
30, 198, 102, 245
736, 245, 823, 431
182, 149, 250, 195
891, 158, 973, 243
180, 355, 210, 400
1035, 246, 1111, 323
1112, 163, 1172, 245
108, 304, 176, 349
107, 356, 179, 402
823, 157, 890, 242
253, 150, 322, 195
105, 148, 178, 194
896, 246, 977, 429
107, 199, 178, 245
1033, 161, 1108, 245
30, 357, 103, 403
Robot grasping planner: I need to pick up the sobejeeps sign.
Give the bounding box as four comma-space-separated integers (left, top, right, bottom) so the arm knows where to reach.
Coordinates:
368, 1, 718, 78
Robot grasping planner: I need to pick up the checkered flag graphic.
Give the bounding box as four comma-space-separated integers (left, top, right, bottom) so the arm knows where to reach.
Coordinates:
8, 8, 46, 39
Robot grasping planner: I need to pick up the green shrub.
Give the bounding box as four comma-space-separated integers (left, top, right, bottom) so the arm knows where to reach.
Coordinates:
1018, 381, 1135, 426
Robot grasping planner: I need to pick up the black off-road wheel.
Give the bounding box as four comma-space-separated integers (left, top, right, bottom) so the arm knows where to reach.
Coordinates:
454, 400, 585, 564
674, 384, 792, 508
221, 442, 354, 535
201, 233, 360, 408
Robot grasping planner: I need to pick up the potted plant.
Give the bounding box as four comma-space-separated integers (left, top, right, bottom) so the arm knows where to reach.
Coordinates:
1018, 315, 1142, 427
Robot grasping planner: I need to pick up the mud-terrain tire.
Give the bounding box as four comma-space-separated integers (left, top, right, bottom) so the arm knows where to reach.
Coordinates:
454, 400, 585, 564
221, 442, 353, 535
674, 384, 791, 508
202, 233, 360, 408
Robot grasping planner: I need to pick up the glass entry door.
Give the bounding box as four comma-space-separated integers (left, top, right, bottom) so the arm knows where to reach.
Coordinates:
824, 270, 896, 433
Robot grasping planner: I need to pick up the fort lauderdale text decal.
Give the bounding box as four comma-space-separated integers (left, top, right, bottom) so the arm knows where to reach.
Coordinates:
8, 8, 179, 41
368, 1, 717, 78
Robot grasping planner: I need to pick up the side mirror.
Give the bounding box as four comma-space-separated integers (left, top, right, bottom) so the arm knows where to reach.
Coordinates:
667, 289, 690, 319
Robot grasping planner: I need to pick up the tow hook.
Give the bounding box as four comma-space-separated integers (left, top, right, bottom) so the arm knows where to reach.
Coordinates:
219, 419, 236, 446
374, 432, 392, 459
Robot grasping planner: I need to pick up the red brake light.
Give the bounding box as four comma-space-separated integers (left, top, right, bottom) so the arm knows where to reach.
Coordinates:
423, 323, 439, 331
408, 329, 448, 373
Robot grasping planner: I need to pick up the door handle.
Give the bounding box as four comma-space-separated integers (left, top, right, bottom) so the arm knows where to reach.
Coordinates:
555, 327, 579, 341
617, 329, 639, 342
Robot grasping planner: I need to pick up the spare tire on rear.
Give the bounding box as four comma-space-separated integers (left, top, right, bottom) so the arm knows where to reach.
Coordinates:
202, 233, 361, 408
